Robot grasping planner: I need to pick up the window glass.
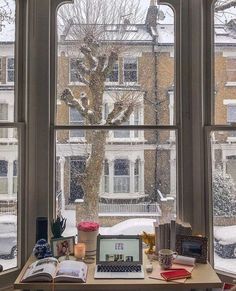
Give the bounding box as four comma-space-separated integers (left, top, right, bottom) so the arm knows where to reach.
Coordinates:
56, 129, 176, 236
69, 107, 84, 138
214, 1, 236, 124
211, 130, 236, 274
0, 0, 17, 272
107, 63, 119, 83
124, 58, 137, 83
56, 1, 175, 126
56, 1, 176, 235
7, 58, 14, 83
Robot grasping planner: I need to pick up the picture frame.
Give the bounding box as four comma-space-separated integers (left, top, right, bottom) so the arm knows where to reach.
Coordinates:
50, 236, 75, 258
175, 235, 208, 263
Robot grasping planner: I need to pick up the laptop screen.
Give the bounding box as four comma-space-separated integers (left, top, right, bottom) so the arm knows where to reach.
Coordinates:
97, 235, 142, 264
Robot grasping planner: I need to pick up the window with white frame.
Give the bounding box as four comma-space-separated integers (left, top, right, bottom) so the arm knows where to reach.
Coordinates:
7, 57, 14, 83
56, 2, 176, 239
69, 107, 84, 139
123, 58, 137, 83
114, 159, 130, 193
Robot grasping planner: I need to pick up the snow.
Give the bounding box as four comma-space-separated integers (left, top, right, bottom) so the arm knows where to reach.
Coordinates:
214, 225, 236, 244
0, 257, 16, 272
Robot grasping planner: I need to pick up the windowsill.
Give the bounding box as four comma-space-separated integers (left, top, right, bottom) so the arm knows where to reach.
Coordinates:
106, 137, 146, 143
225, 82, 236, 87
0, 138, 17, 143
68, 82, 86, 86
100, 192, 147, 199
68, 137, 86, 143
227, 137, 236, 143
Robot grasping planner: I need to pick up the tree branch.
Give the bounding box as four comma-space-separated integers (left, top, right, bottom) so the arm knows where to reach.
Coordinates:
75, 71, 90, 85
215, 1, 236, 12
60, 88, 95, 123
96, 54, 107, 72
80, 45, 97, 70
76, 59, 91, 76
105, 101, 124, 124
108, 104, 134, 125
103, 51, 118, 76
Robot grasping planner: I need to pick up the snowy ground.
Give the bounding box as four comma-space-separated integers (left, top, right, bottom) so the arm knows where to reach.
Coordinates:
0, 256, 16, 272
1, 209, 236, 276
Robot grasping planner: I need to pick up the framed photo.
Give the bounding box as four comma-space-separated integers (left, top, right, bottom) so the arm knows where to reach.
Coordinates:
50, 236, 75, 258
176, 235, 208, 263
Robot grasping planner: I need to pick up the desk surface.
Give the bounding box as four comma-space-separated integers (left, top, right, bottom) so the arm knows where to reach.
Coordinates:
14, 255, 222, 291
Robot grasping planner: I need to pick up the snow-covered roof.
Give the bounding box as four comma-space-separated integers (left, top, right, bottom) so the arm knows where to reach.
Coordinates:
0, 0, 15, 43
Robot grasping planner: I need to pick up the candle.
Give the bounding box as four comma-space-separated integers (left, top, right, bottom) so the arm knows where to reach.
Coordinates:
74, 243, 86, 259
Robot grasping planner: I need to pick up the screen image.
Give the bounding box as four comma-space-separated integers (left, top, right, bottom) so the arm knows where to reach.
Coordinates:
182, 241, 202, 256
99, 238, 140, 262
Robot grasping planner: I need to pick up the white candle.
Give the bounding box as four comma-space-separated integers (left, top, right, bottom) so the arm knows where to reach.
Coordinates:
74, 243, 86, 259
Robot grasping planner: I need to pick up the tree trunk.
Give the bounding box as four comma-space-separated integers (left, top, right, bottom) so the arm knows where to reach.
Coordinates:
77, 130, 107, 222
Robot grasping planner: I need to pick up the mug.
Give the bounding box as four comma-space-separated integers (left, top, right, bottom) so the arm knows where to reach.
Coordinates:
158, 249, 177, 269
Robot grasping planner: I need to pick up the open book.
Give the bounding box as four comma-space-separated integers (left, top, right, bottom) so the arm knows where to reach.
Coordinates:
21, 257, 87, 283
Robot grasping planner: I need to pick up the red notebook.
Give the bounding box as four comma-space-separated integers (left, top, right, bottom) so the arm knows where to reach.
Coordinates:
160, 269, 191, 281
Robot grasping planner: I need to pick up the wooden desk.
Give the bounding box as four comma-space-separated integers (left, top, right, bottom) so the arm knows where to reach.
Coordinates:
14, 255, 222, 291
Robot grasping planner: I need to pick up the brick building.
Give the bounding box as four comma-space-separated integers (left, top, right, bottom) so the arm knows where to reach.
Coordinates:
0, 1, 236, 222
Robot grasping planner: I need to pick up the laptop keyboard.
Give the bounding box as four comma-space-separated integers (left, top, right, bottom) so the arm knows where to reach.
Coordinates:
97, 265, 142, 272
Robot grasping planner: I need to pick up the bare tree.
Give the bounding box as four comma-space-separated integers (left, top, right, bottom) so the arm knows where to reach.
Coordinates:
0, 0, 14, 30
215, 0, 236, 12
58, 0, 145, 221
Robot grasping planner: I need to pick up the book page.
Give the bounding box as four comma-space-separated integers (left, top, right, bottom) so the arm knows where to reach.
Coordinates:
21, 257, 58, 282
149, 263, 194, 283
55, 260, 87, 282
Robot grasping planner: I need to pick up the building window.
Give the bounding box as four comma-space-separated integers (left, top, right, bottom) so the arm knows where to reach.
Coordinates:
134, 159, 140, 192
123, 58, 137, 83
0, 160, 8, 194
13, 160, 17, 194
69, 107, 84, 138
70, 58, 80, 83
7, 57, 14, 83
0, 104, 8, 138
104, 159, 109, 193
69, 156, 86, 203
114, 159, 130, 193
227, 104, 236, 124
106, 63, 119, 83
226, 58, 236, 83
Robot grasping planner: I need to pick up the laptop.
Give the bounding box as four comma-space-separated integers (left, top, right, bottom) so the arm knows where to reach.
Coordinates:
94, 234, 144, 279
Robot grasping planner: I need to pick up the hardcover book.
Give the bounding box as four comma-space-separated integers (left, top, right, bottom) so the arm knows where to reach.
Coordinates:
160, 268, 191, 281
21, 257, 87, 283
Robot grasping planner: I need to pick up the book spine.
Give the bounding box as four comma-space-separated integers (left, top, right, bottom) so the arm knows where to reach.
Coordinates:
170, 220, 176, 251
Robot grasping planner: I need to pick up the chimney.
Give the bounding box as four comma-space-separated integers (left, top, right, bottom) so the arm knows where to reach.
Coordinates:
145, 0, 158, 32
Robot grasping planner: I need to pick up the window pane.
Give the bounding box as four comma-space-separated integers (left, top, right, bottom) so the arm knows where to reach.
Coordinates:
214, 2, 236, 124
0, 2, 15, 122
56, 2, 175, 126
211, 130, 236, 274
0, 128, 18, 271
0, 0, 17, 272
56, 129, 177, 236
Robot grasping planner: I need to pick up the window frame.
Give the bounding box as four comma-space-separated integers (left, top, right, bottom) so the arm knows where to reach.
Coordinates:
123, 57, 138, 84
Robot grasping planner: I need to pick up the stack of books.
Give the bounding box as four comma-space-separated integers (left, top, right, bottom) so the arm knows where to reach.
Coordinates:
154, 220, 192, 252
